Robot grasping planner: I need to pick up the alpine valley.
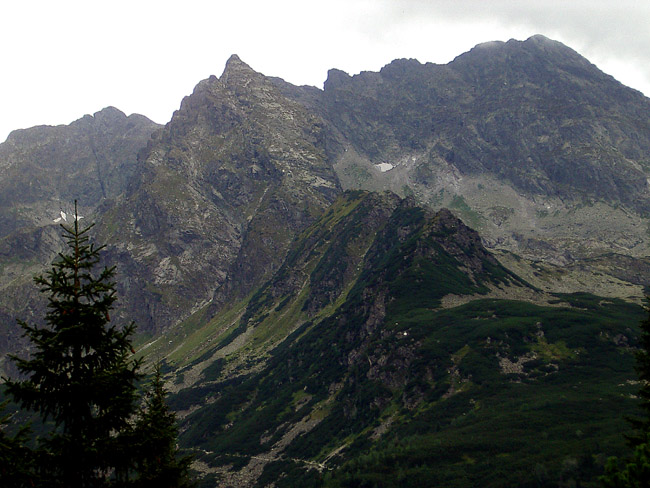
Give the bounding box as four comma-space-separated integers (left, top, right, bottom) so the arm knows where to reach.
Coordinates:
2, 35, 650, 487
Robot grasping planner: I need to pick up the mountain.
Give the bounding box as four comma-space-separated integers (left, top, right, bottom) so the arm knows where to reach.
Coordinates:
0, 108, 160, 363
0, 106, 160, 237
3, 36, 649, 348
95, 35, 650, 337
94, 55, 341, 335
1, 35, 649, 484
302, 35, 650, 271
137, 191, 643, 487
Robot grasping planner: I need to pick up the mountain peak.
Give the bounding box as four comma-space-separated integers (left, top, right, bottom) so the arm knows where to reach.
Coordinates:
224, 53, 244, 68
323, 68, 352, 90
471, 39, 506, 51
455, 35, 578, 63
519, 34, 581, 56
93, 106, 126, 118
187, 54, 260, 99
221, 54, 257, 84
526, 33, 553, 43
86, 106, 127, 125
379, 58, 423, 79
74, 106, 157, 131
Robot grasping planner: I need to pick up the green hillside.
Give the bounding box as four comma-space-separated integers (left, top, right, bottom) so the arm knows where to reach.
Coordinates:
151, 192, 644, 487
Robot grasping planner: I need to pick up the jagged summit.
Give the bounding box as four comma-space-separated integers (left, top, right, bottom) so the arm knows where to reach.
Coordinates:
92, 105, 125, 118
470, 39, 506, 51
185, 55, 258, 98
79, 106, 125, 122
223, 53, 246, 70
323, 68, 352, 90
526, 33, 554, 43
471, 34, 557, 51
5, 107, 153, 145
524, 33, 571, 49
452, 34, 586, 66
0, 107, 159, 213
75, 106, 150, 129
220, 53, 261, 87
2, 33, 650, 357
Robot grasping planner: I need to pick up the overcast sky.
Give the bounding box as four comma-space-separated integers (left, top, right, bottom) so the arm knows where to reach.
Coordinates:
1, 0, 649, 143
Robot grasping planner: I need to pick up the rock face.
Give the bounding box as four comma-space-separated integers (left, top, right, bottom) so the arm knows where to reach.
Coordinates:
159, 191, 641, 487
0, 107, 160, 237
306, 35, 650, 264
0, 108, 160, 365
319, 35, 650, 204
3, 35, 650, 355
96, 55, 341, 334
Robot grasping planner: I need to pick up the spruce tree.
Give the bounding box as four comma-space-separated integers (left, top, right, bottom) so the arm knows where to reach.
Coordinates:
627, 303, 650, 446
601, 301, 650, 487
0, 400, 35, 487
131, 364, 195, 488
4, 204, 141, 487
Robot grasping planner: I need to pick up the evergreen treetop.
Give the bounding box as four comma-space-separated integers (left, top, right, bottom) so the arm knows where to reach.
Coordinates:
131, 364, 195, 488
601, 299, 650, 487
628, 303, 650, 446
4, 203, 141, 487
0, 400, 36, 487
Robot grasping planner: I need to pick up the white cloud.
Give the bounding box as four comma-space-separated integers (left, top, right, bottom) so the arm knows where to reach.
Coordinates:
1, 0, 648, 142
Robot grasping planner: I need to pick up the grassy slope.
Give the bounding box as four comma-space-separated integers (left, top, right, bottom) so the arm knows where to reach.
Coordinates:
322, 295, 642, 488
174, 294, 642, 488
162, 193, 644, 487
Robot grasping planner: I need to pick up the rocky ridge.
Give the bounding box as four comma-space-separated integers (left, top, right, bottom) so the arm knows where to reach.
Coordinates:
0, 108, 160, 364
306, 35, 650, 272
145, 191, 642, 487
94, 55, 341, 334
0, 107, 160, 237
2, 35, 650, 356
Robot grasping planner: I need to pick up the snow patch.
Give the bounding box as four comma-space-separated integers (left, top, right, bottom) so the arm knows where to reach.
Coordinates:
375, 162, 394, 172
52, 209, 83, 223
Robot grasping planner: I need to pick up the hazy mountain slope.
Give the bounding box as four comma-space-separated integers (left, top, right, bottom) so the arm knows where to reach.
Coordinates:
0, 106, 160, 236
318, 35, 650, 205
4, 35, 649, 350
303, 35, 650, 278
149, 192, 643, 487
0, 108, 160, 365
